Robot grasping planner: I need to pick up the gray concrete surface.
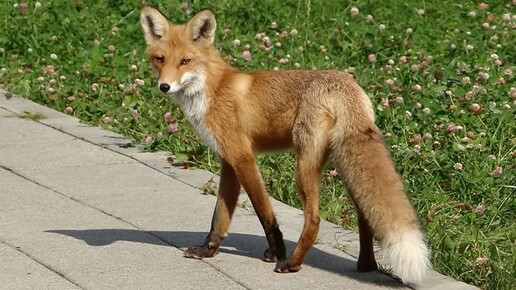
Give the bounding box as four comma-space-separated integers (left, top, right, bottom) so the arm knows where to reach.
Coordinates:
0, 90, 478, 289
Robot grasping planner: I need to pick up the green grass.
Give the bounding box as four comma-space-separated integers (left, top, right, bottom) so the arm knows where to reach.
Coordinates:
1, 1, 514, 289
15, 111, 46, 121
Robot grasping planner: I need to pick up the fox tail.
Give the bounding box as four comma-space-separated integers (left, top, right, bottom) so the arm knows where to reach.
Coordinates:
330, 115, 430, 284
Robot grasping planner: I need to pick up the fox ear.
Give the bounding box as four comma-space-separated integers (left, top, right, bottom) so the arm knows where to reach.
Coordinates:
187, 9, 217, 46
140, 6, 169, 44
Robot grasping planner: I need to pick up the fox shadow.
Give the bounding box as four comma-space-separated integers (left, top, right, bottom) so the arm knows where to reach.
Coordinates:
45, 228, 402, 288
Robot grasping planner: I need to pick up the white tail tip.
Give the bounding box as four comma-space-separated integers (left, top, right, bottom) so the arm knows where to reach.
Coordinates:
383, 229, 431, 284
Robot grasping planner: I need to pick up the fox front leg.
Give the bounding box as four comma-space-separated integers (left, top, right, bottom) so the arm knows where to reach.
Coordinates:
184, 159, 240, 259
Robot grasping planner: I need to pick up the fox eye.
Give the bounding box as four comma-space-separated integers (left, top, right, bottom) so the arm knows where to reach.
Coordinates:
180, 58, 191, 65
154, 56, 165, 63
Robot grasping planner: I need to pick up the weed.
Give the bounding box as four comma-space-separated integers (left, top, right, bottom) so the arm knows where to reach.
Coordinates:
16, 111, 46, 121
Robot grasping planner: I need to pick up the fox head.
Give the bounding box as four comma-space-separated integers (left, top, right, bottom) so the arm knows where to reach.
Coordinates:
140, 6, 216, 97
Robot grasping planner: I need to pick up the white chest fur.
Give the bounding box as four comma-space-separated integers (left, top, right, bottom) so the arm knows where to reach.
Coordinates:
167, 70, 220, 155
176, 91, 220, 155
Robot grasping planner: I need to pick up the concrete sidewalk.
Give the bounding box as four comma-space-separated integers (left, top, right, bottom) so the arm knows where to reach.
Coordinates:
0, 90, 477, 290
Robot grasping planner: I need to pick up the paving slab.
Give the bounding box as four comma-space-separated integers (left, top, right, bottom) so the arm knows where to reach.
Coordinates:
0, 242, 81, 290
0, 90, 478, 289
0, 168, 245, 290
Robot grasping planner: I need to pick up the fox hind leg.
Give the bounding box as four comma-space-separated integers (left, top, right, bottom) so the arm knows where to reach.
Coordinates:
275, 114, 331, 272
356, 210, 378, 272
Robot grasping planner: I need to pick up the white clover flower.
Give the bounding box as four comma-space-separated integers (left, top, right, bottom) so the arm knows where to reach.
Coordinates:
134, 79, 145, 86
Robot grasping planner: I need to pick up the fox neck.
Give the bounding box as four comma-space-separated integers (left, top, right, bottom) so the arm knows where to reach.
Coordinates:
203, 49, 238, 97
172, 49, 232, 155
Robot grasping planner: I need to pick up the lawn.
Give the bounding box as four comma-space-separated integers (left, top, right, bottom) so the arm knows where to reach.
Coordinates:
0, 1, 514, 289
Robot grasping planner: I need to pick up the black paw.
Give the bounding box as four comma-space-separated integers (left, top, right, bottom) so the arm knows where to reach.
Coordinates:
263, 248, 279, 262
274, 258, 301, 273
357, 258, 378, 272
184, 246, 216, 259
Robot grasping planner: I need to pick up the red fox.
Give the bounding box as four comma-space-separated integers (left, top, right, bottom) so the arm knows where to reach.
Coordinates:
140, 5, 430, 284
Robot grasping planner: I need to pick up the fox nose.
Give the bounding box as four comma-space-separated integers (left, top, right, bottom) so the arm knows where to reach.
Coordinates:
159, 83, 170, 93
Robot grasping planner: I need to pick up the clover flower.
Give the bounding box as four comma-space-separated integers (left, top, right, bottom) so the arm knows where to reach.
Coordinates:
168, 122, 178, 133
490, 166, 503, 176
453, 163, 463, 170
475, 257, 488, 266
242, 50, 251, 61
164, 112, 173, 123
